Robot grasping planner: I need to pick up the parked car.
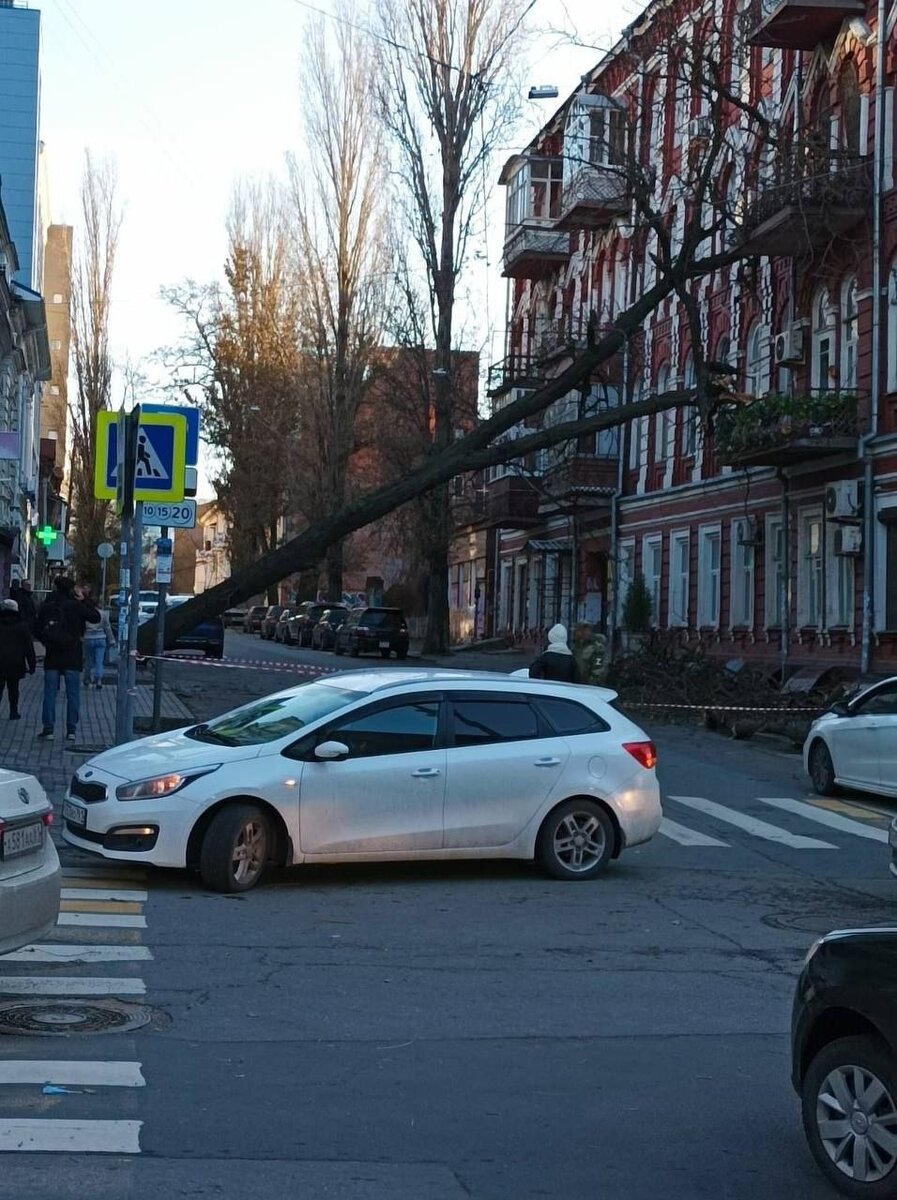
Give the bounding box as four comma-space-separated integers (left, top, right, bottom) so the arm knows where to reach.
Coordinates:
274, 607, 299, 644
0, 768, 60, 955
311, 606, 349, 650
223, 607, 248, 628
805, 677, 897, 799
333, 607, 409, 659
166, 595, 224, 660
243, 605, 267, 634
792, 927, 897, 1196
62, 669, 661, 893
291, 601, 339, 647
259, 605, 284, 640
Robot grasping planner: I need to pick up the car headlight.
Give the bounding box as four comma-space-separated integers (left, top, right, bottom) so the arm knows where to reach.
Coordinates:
115, 766, 220, 802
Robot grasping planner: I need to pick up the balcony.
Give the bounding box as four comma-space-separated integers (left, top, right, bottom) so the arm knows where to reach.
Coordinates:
487, 352, 544, 398
555, 166, 628, 232
481, 473, 540, 528
500, 154, 569, 279
735, 144, 870, 257
716, 392, 863, 468
540, 453, 618, 502
748, 0, 865, 49
502, 222, 571, 280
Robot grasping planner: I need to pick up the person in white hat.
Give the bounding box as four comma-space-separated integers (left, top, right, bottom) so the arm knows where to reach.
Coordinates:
0, 597, 35, 719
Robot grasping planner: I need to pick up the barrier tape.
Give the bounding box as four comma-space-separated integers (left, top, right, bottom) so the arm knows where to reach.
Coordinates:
133, 652, 340, 677
626, 701, 824, 714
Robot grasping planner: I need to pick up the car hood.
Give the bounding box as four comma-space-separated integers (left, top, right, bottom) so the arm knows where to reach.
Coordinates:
80, 728, 262, 781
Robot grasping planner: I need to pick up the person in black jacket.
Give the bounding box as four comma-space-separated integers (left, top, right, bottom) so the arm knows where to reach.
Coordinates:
9, 579, 36, 633
0, 599, 35, 719
36, 575, 100, 742
529, 623, 578, 683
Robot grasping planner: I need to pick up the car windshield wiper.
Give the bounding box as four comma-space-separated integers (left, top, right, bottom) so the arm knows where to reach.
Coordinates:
185, 724, 237, 746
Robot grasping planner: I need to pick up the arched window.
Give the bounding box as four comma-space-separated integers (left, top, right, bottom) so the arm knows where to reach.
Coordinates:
841, 275, 859, 390
811, 287, 835, 391
840, 61, 861, 156
682, 352, 697, 457
745, 323, 765, 396
654, 364, 670, 463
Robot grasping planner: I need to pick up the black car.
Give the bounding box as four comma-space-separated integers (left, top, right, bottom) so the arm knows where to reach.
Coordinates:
243, 605, 267, 634
166, 596, 224, 659
274, 607, 299, 644
259, 605, 284, 640
333, 607, 409, 659
311, 605, 349, 650
292, 601, 338, 647
792, 927, 897, 1196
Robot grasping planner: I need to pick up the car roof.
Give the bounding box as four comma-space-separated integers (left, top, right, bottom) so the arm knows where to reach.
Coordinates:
315, 668, 600, 696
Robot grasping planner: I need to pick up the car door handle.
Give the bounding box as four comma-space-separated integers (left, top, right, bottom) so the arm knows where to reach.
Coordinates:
534, 757, 561, 767
411, 768, 441, 778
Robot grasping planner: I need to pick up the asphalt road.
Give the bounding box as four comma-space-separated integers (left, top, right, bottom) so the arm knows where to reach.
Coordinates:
2, 634, 895, 1199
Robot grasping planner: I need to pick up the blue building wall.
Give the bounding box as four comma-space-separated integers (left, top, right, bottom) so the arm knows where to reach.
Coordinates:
0, 6, 40, 290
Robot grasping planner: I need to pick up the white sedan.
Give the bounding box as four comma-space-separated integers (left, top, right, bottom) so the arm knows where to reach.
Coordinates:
63, 669, 662, 892
0, 769, 60, 955
805, 676, 897, 798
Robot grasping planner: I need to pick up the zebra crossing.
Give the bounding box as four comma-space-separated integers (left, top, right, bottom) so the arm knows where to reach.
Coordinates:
659, 793, 890, 851
0, 866, 150, 1155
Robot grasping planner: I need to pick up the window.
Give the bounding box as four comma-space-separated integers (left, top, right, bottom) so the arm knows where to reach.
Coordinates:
682, 353, 697, 456
535, 697, 610, 735
730, 519, 755, 627
654, 364, 671, 463
826, 523, 854, 627
629, 415, 642, 470
855, 683, 897, 716
744, 323, 765, 397
643, 534, 663, 626
668, 531, 690, 627
188, 683, 364, 747
841, 275, 858, 390
697, 525, 721, 626
52, 293, 63, 304
798, 512, 823, 627
588, 104, 626, 166
811, 288, 835, 392
330, 701, 440, 758
840, 61, 861, 156
450, 699, 539, 748
765, 516, 785, 628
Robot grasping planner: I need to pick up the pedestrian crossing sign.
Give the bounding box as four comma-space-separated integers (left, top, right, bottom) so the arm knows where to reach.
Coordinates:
94, 410, 188, 503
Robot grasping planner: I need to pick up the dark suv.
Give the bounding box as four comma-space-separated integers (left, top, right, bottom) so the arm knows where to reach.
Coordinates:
792, 927, 897, 1196
290, 601, 338, 647
334, 607, 409, 659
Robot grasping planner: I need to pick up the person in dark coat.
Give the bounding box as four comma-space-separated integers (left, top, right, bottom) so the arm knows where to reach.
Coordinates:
9, 579, 36, 633
36, 575, 100, 742
529, 623, 577, 683
0, 598, 35, 719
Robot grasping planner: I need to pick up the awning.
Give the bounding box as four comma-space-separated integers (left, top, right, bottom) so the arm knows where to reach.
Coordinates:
525, 538, 572, 554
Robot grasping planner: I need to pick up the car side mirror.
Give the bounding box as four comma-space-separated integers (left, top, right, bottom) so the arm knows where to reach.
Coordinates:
829, 700, 852, 718
314, 740, 349, 762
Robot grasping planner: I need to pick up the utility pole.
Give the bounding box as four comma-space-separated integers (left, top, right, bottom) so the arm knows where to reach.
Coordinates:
114, 408, 138, 745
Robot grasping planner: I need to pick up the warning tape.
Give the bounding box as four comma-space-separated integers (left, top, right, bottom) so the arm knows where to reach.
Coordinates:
134, 653, 340, 677
626, 701, 824, 715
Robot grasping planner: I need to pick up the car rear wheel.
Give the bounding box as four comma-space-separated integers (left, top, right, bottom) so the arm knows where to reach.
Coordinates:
536, 799, 614, 881
809, 741, 838, 797
350, 639, 361, 657
200, 804, 271, 893
801, 1035, 897, 1198
334, 641, 344, 656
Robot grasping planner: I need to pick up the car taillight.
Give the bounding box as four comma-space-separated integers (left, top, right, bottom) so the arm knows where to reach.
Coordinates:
623, 741, 657, 770
42, 812, 54, 827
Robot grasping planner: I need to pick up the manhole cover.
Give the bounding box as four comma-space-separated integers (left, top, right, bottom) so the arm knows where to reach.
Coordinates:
763, 912, 897, 934
0, 999, 156, 1036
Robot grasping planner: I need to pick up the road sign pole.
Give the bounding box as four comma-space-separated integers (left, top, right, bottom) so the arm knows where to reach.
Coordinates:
151, 527, 170, 732
114, 505, 132, 745
114, 409, 138, 746
123, 501, 144, 741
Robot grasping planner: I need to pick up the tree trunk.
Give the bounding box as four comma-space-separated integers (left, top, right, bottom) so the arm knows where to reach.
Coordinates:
326, 541, 343, 601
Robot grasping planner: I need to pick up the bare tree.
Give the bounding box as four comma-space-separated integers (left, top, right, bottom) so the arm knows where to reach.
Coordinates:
68, 151, 121, 588
376, 0, 525, 652
290, 3, 388, 599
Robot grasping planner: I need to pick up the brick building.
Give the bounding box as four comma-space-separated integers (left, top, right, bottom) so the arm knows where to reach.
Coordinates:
488, 0, 897, 674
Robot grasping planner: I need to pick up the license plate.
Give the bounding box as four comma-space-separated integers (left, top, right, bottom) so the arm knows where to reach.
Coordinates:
2, 820, 43, 859
63, 800, 87, 828
379, 640, 390, 649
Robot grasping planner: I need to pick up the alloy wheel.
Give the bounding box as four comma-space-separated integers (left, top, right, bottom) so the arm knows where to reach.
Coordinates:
816, 1063, 897, 1183
231, 819, 267, 886
552, 811, 607, 874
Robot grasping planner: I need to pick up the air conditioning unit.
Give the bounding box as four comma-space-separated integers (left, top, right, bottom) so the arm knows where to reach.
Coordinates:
774, 326, 804, 366
688, 116, 713, 142
825, 480, 862, 521
736, 516, 763, 546
834, 525, 863, 556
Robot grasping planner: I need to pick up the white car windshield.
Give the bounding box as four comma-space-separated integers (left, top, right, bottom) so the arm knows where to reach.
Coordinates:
185, 683, 364, 746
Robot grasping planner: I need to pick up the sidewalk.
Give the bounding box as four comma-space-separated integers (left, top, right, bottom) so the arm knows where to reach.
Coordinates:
0, 669, 192, 806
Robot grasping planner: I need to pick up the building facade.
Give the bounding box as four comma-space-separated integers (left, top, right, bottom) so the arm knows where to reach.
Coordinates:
0, 0, 41, 291
488, 0, 897, 675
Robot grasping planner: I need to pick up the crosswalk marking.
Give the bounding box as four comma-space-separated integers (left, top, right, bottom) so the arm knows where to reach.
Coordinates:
2, 944, 152, 964
0, 1062, 145, 1087
60, 868, 146, 882
757, 797, 890, 843
0, 976, 146, 997
56, 912, 146, 929
659, 817, 728, 847
59, 899, 143, 915
0, 1119, 142, 1154
666, 795, 837, 849
61, 888, 148, 903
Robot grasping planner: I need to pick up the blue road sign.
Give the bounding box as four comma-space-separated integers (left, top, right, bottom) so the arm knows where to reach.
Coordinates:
142, 403, 199, 465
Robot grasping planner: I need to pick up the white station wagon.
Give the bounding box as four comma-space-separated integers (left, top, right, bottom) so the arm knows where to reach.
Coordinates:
63, 670, 662, 892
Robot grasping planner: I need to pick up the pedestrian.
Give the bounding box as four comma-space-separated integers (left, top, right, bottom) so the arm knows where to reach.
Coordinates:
35, 575, 100, 742
81, 585, 113, 689
9, 578, 36, 633
529, 623, 577, 683
0, 598, 35, 720
572, 622, 610, 687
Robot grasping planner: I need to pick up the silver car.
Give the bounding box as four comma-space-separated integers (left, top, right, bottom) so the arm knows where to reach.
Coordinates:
0, 769, 60, 955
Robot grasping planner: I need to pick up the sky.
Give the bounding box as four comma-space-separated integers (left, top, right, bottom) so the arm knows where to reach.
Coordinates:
34, 0, 627, 488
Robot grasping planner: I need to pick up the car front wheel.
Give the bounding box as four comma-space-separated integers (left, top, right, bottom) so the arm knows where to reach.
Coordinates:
536, 799, 614, 881
199, 804, 271, 893
809, 740, 838, 797
801, 1035, 897, 1198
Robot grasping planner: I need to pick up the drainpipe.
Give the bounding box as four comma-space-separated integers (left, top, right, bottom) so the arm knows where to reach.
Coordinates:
860, 0, 886, 675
